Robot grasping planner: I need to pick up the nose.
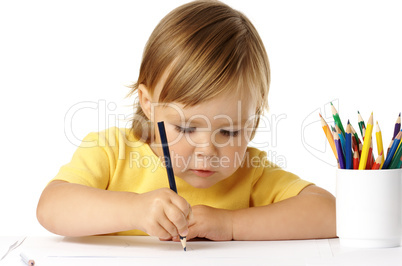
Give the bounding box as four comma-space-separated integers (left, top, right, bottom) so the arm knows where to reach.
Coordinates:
191, 132, 218, 159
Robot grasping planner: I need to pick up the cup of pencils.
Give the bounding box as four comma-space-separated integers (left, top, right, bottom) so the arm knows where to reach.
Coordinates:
320, 104, 402, 248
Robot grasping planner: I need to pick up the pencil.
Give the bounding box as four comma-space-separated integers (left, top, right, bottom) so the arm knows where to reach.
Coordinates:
353, 150, 359, 169
396, 129, 402, 156
357, 111, 365, 137
350, 124, 362, 156
157, 121, 187, 251
397, 154, 402, 168
372, 151, 383, 170
382, 131, 402, 169
359, 112, 373, 170
336, 124, 346, 157
392, 113, 401, 140
375, 121, 385, 168
367, 137, 374, 169
20, 252, 35, 266
319, 113, 337, 160
388, 134, 402, 169
345, 121, 353, 169
331, 102, 345, 136
333, 131, 345, 169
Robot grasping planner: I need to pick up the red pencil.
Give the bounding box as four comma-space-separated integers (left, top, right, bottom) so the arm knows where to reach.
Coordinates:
372, 151, 383, 170
353, 150, 360, 169
367, 139, 374, 169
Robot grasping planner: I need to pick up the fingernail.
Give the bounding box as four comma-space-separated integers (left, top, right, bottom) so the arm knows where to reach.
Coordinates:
180, 229, 189, 236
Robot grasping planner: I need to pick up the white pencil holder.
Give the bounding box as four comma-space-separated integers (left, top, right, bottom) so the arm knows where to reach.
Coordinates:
336, 169, 402, 248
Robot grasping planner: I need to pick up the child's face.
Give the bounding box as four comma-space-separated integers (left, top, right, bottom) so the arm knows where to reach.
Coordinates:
146, 83, 256, 189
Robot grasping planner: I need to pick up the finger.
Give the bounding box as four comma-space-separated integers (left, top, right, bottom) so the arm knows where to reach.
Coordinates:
187, 205, 194, 222
147, 220, 173, 240
164, 204, 189, 236
157, 212, 180, 238
169, 194, 192, 219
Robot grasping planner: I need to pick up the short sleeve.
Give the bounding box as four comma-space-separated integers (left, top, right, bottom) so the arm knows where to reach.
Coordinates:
51, 131, 116, 189
250, 151, 313, 207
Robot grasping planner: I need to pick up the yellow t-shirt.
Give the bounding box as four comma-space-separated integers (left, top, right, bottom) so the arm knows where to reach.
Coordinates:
53, 127, 313, 235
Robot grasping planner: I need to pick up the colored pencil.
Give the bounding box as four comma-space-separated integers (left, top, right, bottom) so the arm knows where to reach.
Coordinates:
345, 121, 353, 169
375, 121, 385, 168
336, 124, 346, 157
319, 113, 337, 160
357, 111, 365, 137
388, 134, 402, 169
333, 131, 345, 169
353, 150, 359, 169
386, 138, 394, 157
372, 151, 383, 170
157, 121, 187, 251
382, 131, 402, 169
396, 128, 402, 155
350, 124, 362, 156
392, 113, 401, 140
397, 154, 402, 168
359, 112, 373, 170
331, 102, 345, 136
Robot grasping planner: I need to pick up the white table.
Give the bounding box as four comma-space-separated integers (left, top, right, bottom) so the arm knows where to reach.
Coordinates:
1, 236, 401, 266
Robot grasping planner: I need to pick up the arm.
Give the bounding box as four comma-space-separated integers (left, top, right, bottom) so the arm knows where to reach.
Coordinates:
186, 185, 336, 241
37, 180, 191, 238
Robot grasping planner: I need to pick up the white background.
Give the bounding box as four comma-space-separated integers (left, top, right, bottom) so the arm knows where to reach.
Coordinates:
0, 0, 401, 236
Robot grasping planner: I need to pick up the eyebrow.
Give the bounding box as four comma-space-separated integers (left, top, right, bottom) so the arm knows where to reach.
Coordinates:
166, 114, 251, 127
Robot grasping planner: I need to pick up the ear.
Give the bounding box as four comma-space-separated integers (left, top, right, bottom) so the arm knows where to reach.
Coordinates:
138, 84, 153, 120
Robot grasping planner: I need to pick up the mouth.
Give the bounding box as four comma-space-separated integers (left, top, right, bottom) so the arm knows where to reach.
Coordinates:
190, 169, 216, 178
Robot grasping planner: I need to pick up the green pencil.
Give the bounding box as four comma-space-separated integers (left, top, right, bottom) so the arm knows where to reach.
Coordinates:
331, 102, 345, 137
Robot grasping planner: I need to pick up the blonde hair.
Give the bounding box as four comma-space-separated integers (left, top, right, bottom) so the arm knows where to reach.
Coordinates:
128, 0, 270, 143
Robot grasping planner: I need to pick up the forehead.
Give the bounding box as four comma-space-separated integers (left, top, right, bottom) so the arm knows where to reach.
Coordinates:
159, 92, 256, 125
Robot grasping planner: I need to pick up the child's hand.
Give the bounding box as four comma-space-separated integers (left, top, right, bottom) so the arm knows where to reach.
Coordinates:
185, 205, 233, 241
134, 188, 192, 240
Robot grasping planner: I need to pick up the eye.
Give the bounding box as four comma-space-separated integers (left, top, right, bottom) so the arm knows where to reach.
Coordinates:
175, 125, 196, 134
220, 129, 240, 137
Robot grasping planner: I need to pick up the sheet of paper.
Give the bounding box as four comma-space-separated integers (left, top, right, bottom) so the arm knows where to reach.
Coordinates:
306, 238, 402, 266
20, 236, 333, 266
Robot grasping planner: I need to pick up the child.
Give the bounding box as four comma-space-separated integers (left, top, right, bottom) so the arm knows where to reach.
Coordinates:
37, 0, 336, 241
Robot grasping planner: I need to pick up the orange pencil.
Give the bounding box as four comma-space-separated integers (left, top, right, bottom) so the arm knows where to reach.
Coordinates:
372, 151, 383, 170
353, 150, 360, 169
319, 113, 337, 160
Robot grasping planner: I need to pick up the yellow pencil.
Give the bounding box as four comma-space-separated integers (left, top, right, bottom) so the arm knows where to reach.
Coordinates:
375, 121, 385, 168
359, 112, 373, 170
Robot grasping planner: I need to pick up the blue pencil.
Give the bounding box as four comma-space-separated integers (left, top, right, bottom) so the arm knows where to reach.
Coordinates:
157, 121, 187, 251
382, 131, 402, 169
345, 121, 353, 169
336, 124, 346, 158
333, 131, 345, 169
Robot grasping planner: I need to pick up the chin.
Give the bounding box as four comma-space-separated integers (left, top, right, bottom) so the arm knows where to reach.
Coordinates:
184, 178, 216, 189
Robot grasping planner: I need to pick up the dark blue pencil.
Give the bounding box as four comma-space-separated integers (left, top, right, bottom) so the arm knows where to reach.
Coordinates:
345, 121, 353, 169
157, 121, 187, 251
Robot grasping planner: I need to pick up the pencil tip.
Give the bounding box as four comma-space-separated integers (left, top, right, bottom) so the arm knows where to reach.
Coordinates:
319, 113, 322, 117
330, 102, 333, 106
184, 247, 187, 251
357, 110, 360, 114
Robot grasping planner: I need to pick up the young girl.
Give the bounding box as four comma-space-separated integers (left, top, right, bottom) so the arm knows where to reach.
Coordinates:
37, 0, 336, 241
